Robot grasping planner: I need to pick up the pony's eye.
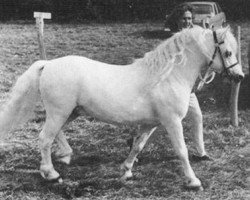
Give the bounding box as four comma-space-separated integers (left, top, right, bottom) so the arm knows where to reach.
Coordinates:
224, 50, 232, 58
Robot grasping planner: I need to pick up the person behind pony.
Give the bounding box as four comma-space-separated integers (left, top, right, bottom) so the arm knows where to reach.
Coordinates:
167, 2, 195, 33
128, 2, 211, 161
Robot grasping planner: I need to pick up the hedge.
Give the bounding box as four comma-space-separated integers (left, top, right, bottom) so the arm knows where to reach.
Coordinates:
0, 0, 249, 22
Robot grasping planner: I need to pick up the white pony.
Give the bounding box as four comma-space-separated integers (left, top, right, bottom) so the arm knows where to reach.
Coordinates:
0, 26, 244, 190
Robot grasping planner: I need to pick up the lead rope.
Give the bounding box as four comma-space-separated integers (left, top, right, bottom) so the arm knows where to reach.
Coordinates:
196, 30, 220, 91
197, 69, 216, 91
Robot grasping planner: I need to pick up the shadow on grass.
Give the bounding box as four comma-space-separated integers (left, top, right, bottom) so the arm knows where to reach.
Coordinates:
0, 167, 121, 199
0, 148, 212, 199
71, 154, 110, 166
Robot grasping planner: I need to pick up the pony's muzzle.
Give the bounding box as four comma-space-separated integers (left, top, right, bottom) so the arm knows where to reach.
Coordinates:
227, 64, 244, 83
229, 71, 244, 83
233, 74, 244, 83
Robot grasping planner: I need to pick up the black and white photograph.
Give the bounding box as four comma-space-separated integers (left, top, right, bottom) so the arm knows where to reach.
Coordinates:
0, 0, 249, 199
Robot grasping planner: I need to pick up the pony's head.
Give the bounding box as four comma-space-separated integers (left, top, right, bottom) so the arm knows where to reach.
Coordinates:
201, 27, 244, 82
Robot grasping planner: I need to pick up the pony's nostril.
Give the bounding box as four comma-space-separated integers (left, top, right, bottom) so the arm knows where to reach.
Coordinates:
234, 74, 244, 83
238, 75, 244, 81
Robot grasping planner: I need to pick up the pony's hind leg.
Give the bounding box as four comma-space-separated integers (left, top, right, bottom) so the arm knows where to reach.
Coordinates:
54, 131, 73, 165
54, 108, 80, 164
39, 113, 69, 182
121, 125, 157, 180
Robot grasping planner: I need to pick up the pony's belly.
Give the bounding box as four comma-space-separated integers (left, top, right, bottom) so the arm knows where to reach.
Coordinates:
75, 103, 158, 126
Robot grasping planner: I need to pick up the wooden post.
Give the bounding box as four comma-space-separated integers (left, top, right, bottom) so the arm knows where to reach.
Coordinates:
34, 12, 51, 60
230, 26, 241, 127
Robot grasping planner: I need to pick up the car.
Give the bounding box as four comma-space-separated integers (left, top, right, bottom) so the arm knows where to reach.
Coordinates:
164, 1, 226, 31
191, 1, 226, 28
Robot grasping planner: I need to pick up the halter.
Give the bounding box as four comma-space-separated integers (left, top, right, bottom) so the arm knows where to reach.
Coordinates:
197, 29, 238, 90
208, 30, 238, 75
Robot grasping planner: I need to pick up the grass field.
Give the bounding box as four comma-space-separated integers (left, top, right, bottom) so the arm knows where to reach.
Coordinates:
0, 21, 250, 199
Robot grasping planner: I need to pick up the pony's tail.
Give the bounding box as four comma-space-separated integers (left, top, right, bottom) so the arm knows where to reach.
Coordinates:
0, 60, 48, 143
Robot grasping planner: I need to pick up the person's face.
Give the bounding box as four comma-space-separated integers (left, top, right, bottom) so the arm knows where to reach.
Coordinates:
178, 11, 192, 30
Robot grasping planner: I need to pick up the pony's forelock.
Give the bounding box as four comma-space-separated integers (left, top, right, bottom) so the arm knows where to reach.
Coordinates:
223, 28, 238, 55
211, 27, 238, 54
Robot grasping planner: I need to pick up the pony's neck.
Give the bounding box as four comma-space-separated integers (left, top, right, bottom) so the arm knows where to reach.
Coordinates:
170, 34, 208, 91
132, 27, 210, 91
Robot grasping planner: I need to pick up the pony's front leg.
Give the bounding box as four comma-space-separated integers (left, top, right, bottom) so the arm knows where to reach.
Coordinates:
39, 114, 68, 182
121, 126, 157, 180
162, 116, 202, 190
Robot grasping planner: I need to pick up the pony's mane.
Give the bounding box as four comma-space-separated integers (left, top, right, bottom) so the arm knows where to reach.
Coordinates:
133, 26, 237, 92
135, 26, 204, 81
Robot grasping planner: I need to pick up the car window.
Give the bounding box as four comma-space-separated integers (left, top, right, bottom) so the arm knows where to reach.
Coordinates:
214, 4, 218, 14
216, 3, 222, 13
192, 4, 213, 14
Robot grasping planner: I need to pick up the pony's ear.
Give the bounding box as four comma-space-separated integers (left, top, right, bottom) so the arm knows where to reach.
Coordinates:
202, 19, 211, 29
221, 25, 230, 39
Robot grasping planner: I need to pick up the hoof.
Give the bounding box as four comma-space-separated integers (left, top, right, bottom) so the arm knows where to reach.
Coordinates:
40, 171, 63, 184
191, 154, 213, 162
120, 170, 133, 182
40, 166, 62, 183
120, 163, 133, 181
184, 178, 203, 191
57, 154, 71, 165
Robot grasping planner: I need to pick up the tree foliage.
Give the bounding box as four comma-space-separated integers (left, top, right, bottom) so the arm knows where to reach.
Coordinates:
0, 0, 249, 22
